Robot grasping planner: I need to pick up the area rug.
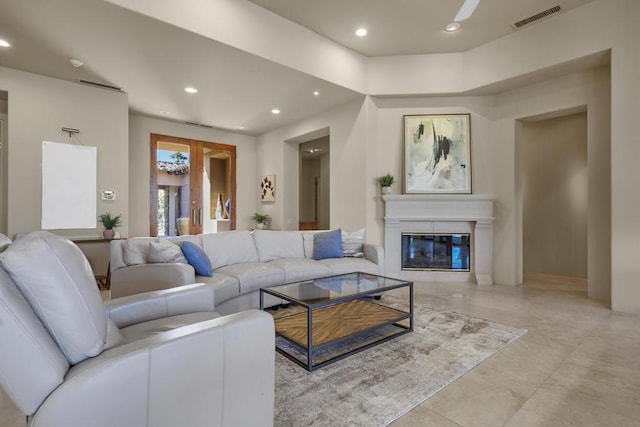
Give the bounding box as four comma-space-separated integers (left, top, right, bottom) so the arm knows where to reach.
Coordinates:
274, 300, 527, 426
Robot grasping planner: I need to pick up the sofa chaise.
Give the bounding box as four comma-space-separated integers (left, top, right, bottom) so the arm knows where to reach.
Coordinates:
110, 229, 384, 315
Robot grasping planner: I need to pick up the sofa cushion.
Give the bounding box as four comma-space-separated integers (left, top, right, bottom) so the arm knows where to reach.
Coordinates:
181, 241, 213, 277
200, 231, 259, 270
0, 233, 11, 253
148, 240, 188, 264
267, 258, 332, 283
166, 235, 203, 248
194, 273, 241, 306
252, 230, 304, 262
319, 257, 379, 276
313, 229, 343, 260
215, 263, 285, 294
0, 267, 69, 415
0, 231, 108, 364
123, 237, 155, 265
342, 228, 365, 258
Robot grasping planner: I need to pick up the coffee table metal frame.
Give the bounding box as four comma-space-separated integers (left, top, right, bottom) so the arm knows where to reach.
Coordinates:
260, 272, 413, 371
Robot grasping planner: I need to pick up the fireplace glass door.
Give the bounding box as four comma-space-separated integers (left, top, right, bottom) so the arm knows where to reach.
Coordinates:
401, 233, 470, 271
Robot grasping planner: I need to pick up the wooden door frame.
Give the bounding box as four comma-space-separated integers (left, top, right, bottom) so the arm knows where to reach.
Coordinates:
150, 133, 237, 236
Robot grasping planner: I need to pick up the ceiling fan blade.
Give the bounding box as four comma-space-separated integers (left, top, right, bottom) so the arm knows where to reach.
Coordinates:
454, 0, 480, 22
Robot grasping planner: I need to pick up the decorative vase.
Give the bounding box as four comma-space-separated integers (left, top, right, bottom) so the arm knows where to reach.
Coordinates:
256, 222, 265, 230
215, 193, 223, 219
381, 186, 392, 195
103, 229, 115, 239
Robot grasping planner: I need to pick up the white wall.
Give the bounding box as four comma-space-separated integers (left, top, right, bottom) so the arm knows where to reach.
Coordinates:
522, 112, 588, 278
0, 66, 129, 239
128, 114, 257, 236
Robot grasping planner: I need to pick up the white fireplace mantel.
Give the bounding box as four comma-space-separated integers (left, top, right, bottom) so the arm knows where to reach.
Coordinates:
382, 194, 496, 285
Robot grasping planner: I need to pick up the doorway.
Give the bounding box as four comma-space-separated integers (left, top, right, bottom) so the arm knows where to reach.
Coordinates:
521, 112, 588, 283
299, 137, 330, 230
150, 134, 236, 237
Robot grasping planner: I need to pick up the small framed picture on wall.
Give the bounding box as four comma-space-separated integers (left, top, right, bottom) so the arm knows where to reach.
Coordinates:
260, 175, 275, 202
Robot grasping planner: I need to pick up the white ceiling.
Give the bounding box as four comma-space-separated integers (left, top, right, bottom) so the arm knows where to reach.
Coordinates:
248, 0, 595, 57
0, 0, 596, 135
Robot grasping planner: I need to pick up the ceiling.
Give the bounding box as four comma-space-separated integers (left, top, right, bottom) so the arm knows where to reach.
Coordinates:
0, 0, 596, 135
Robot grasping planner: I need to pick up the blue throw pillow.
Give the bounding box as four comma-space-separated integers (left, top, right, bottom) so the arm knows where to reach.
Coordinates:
313, 229, 343, 260
181, 241, 213, 277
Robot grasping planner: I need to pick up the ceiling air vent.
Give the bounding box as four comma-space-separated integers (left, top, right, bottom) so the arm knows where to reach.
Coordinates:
79, 79, 122, 91
185, 121, 213, 129
512, 5, 562, 29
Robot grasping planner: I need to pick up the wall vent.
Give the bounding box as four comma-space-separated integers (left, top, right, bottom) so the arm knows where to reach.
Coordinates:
79, 79, 122, 91
512, 5, 562, 29
184, 121, 214, 129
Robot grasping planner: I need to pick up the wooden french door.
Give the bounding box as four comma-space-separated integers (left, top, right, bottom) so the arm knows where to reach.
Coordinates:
150, 134, 236, 236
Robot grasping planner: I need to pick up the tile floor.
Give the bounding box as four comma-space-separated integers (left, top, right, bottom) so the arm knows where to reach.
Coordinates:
2, 278, 639, 427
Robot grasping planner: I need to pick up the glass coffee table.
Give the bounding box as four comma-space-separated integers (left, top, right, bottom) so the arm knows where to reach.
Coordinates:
260, 272, 413, 371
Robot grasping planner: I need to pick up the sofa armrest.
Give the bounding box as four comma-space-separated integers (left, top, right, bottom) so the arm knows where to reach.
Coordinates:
363, 243, 385, 275
31, 310, 275, 427
105, 283, 216, 328
110, 263, 196, 299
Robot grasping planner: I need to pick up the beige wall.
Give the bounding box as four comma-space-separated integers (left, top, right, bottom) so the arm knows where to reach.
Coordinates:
128, 114, 257, 236
257, 98, 368, 232
522, 113, 588, 278
0, 66, 129, 239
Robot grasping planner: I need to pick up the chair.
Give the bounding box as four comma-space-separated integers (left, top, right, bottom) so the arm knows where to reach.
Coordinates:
0, 231, 275, 427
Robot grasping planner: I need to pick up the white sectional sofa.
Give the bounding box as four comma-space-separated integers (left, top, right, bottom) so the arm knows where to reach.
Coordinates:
110, 230, 384, 315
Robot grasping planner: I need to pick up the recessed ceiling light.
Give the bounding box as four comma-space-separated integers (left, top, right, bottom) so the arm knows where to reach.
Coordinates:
184, 87, 198, 94
69, 58, 84, 68
160, 110, 171, 115
271, 109, 281, 114
445, 22, 461, 32
355, 28, 368, 37
0, 39, 11, 48
237, 125, 246, 130
313, 91, 320, 96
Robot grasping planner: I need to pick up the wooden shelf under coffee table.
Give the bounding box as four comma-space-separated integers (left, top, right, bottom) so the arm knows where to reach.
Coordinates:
260, 272, 413, 371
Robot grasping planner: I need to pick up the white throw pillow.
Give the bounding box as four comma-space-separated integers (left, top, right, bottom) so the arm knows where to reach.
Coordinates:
122, 237, 154, 265
342, 228, 365, 258
148, 240, 188, 264
0, 231, 109, 364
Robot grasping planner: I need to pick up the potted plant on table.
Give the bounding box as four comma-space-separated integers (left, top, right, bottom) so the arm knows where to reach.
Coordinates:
98, 212, 123, 239
251, 213, 271, 230
379, 173, 395, 195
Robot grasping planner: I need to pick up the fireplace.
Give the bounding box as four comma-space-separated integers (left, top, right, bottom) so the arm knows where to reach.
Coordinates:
401, 233, 470, 271
382, 195, 495, 285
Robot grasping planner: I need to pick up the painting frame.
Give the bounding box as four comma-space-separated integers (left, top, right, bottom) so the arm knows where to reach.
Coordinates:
403, 113, 471, 194
260, 174, 275, 202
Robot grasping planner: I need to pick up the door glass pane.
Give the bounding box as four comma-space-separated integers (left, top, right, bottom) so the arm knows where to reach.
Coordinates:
157, 142, 190, 237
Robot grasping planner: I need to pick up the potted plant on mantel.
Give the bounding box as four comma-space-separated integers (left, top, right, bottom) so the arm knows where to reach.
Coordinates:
251, 213, 271, 230
379, 173, 395, 195
98, 212, 123, 239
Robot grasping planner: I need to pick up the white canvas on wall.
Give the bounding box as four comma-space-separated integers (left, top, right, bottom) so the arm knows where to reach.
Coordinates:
260, 175, 275, 202
42, 141, 97, 229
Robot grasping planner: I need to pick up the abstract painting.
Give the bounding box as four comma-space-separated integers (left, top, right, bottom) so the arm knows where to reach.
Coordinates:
403, 114, 471, 194
261, 175, 275, 202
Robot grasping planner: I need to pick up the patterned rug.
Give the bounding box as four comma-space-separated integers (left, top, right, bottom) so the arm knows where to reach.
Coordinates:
274, 300, 526, 426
